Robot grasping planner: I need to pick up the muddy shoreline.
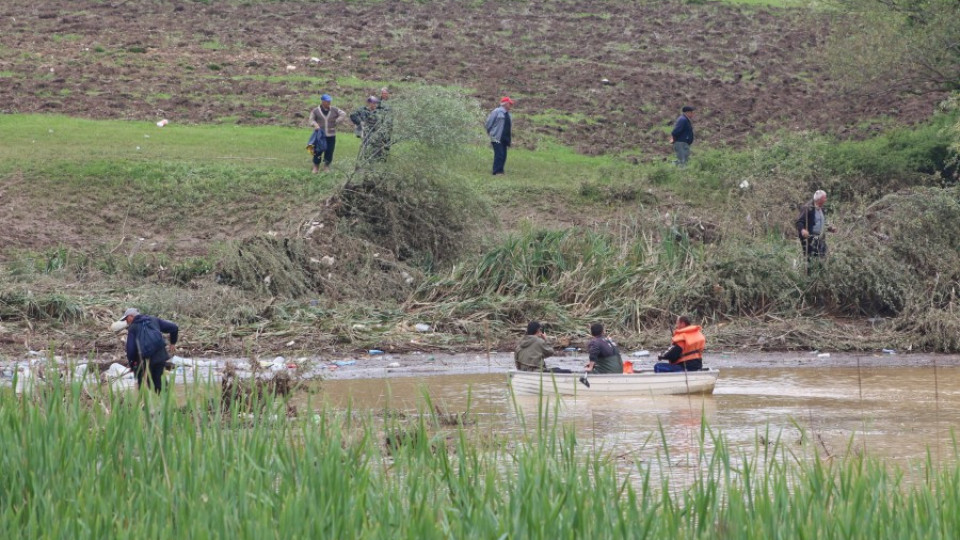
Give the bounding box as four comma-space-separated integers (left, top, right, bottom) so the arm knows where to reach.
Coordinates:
4, 349, 958, 394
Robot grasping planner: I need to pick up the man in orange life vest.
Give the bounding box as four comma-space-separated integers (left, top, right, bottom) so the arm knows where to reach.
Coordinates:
654, 316, 705, 373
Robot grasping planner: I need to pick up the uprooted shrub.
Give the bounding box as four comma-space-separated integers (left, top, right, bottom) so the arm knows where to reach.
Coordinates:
220, 362, 297, 414
336, 166, 490, 268
336, 86, 492, 269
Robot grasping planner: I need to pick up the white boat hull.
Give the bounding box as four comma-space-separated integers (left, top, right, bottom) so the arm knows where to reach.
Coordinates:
509, 369, 719, 397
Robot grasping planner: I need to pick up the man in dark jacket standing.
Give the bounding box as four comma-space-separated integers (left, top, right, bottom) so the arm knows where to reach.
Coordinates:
485, 96, 514, 175
795, 190, 836, 273
350, 96, 391, 164
670, 106, 695, 167
119, 308, 179, 393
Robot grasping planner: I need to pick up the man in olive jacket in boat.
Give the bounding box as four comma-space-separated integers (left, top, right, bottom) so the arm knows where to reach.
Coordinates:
585, 323, 623, 374
655, 316, 705, 373
515, 321, 570, 373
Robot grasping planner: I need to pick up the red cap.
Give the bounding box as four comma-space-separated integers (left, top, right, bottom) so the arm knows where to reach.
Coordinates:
500, 96, 515, 105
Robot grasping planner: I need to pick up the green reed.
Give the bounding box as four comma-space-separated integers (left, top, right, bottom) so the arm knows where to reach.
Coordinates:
3, 377, 960, 539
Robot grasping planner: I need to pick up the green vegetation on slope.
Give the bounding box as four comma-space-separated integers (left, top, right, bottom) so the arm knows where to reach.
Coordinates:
0, 107, 958, 354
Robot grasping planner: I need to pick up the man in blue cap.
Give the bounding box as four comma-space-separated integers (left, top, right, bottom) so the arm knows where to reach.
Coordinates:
309, 94, 348, 172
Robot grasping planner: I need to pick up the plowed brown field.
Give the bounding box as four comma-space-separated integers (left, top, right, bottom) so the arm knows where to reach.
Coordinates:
0, 0, 943, 158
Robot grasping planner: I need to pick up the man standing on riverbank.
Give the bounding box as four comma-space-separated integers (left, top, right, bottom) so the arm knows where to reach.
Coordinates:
350, 96, 390, 163
586, 323, 623, 374
655, 316, 705, 372
120, 308, 179, 393
670, 106, 695, 167
485, 96, 514, 175
515, 321, 570, 373
309, 94, 348, 173
795, 190, 836, 273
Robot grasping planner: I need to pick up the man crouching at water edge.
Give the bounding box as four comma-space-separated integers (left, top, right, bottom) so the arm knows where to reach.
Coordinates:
515, 321, 571, 373
119, 308, 179, 393
655, 316, 704, 373
585, 323, 623, 374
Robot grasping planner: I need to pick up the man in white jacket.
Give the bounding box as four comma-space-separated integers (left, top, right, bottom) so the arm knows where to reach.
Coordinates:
484, 96, 514, 175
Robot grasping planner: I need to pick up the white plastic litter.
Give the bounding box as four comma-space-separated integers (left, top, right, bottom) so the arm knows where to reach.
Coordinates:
14, 366, 36, 393
73, 364, 89, 379
631, 350, 650, 357
156, 119, 168, 127
817, 353, 831, 358
414, 323, 431, 332
110, 320, 128, 332
387, 362, 400, 368
104, 363, 128, 378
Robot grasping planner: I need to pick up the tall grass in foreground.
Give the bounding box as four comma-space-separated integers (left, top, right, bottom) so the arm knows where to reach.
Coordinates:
3, 382, 960, 538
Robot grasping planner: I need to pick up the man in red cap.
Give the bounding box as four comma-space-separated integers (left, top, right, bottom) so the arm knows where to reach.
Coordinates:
485, 96, 514, 175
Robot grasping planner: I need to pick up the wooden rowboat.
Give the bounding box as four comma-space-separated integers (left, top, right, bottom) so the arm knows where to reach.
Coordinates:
509, 368, 720, 397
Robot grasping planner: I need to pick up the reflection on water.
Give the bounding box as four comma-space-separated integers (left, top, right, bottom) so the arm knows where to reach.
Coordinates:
307, 367, 960, 465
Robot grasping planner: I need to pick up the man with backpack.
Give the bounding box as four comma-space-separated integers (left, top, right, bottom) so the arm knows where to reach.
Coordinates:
119, 308, 179, 393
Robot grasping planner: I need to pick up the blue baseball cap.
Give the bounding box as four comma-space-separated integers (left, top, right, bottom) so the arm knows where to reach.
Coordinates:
321, 94, 332, 102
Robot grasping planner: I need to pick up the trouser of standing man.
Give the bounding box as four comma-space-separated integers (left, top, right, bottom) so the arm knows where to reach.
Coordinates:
801, 235, 827, 274
492, 141, 508, 175
132, 356, 167, 393
314, 135, 336, 167
673, 141, 691, 167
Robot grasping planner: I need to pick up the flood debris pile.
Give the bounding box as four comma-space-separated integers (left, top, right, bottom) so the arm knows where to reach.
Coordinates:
215, 228, 416, 303
413, 184, 960, 351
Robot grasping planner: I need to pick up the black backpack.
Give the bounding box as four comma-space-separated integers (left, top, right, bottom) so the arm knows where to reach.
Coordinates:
135, 318, 166, 359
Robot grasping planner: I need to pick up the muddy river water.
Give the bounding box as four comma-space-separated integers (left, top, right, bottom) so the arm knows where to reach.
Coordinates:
311, 364, 960, 467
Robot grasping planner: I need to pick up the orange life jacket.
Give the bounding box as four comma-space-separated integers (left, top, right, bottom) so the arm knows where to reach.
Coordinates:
672, 325, 705, 363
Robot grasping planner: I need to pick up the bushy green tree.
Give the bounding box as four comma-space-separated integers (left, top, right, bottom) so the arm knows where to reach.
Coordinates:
826, 0, 960, 94
338, 87, 492, 268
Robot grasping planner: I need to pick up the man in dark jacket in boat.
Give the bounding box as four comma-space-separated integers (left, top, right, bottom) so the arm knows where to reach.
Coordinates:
586, 323, 623, 374
655, 316, 704, 373
515, 321, 570, 373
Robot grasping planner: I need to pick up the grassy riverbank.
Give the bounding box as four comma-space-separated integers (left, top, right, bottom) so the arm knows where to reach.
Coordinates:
3, 381, 960, 538
1, 110, 959, 356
